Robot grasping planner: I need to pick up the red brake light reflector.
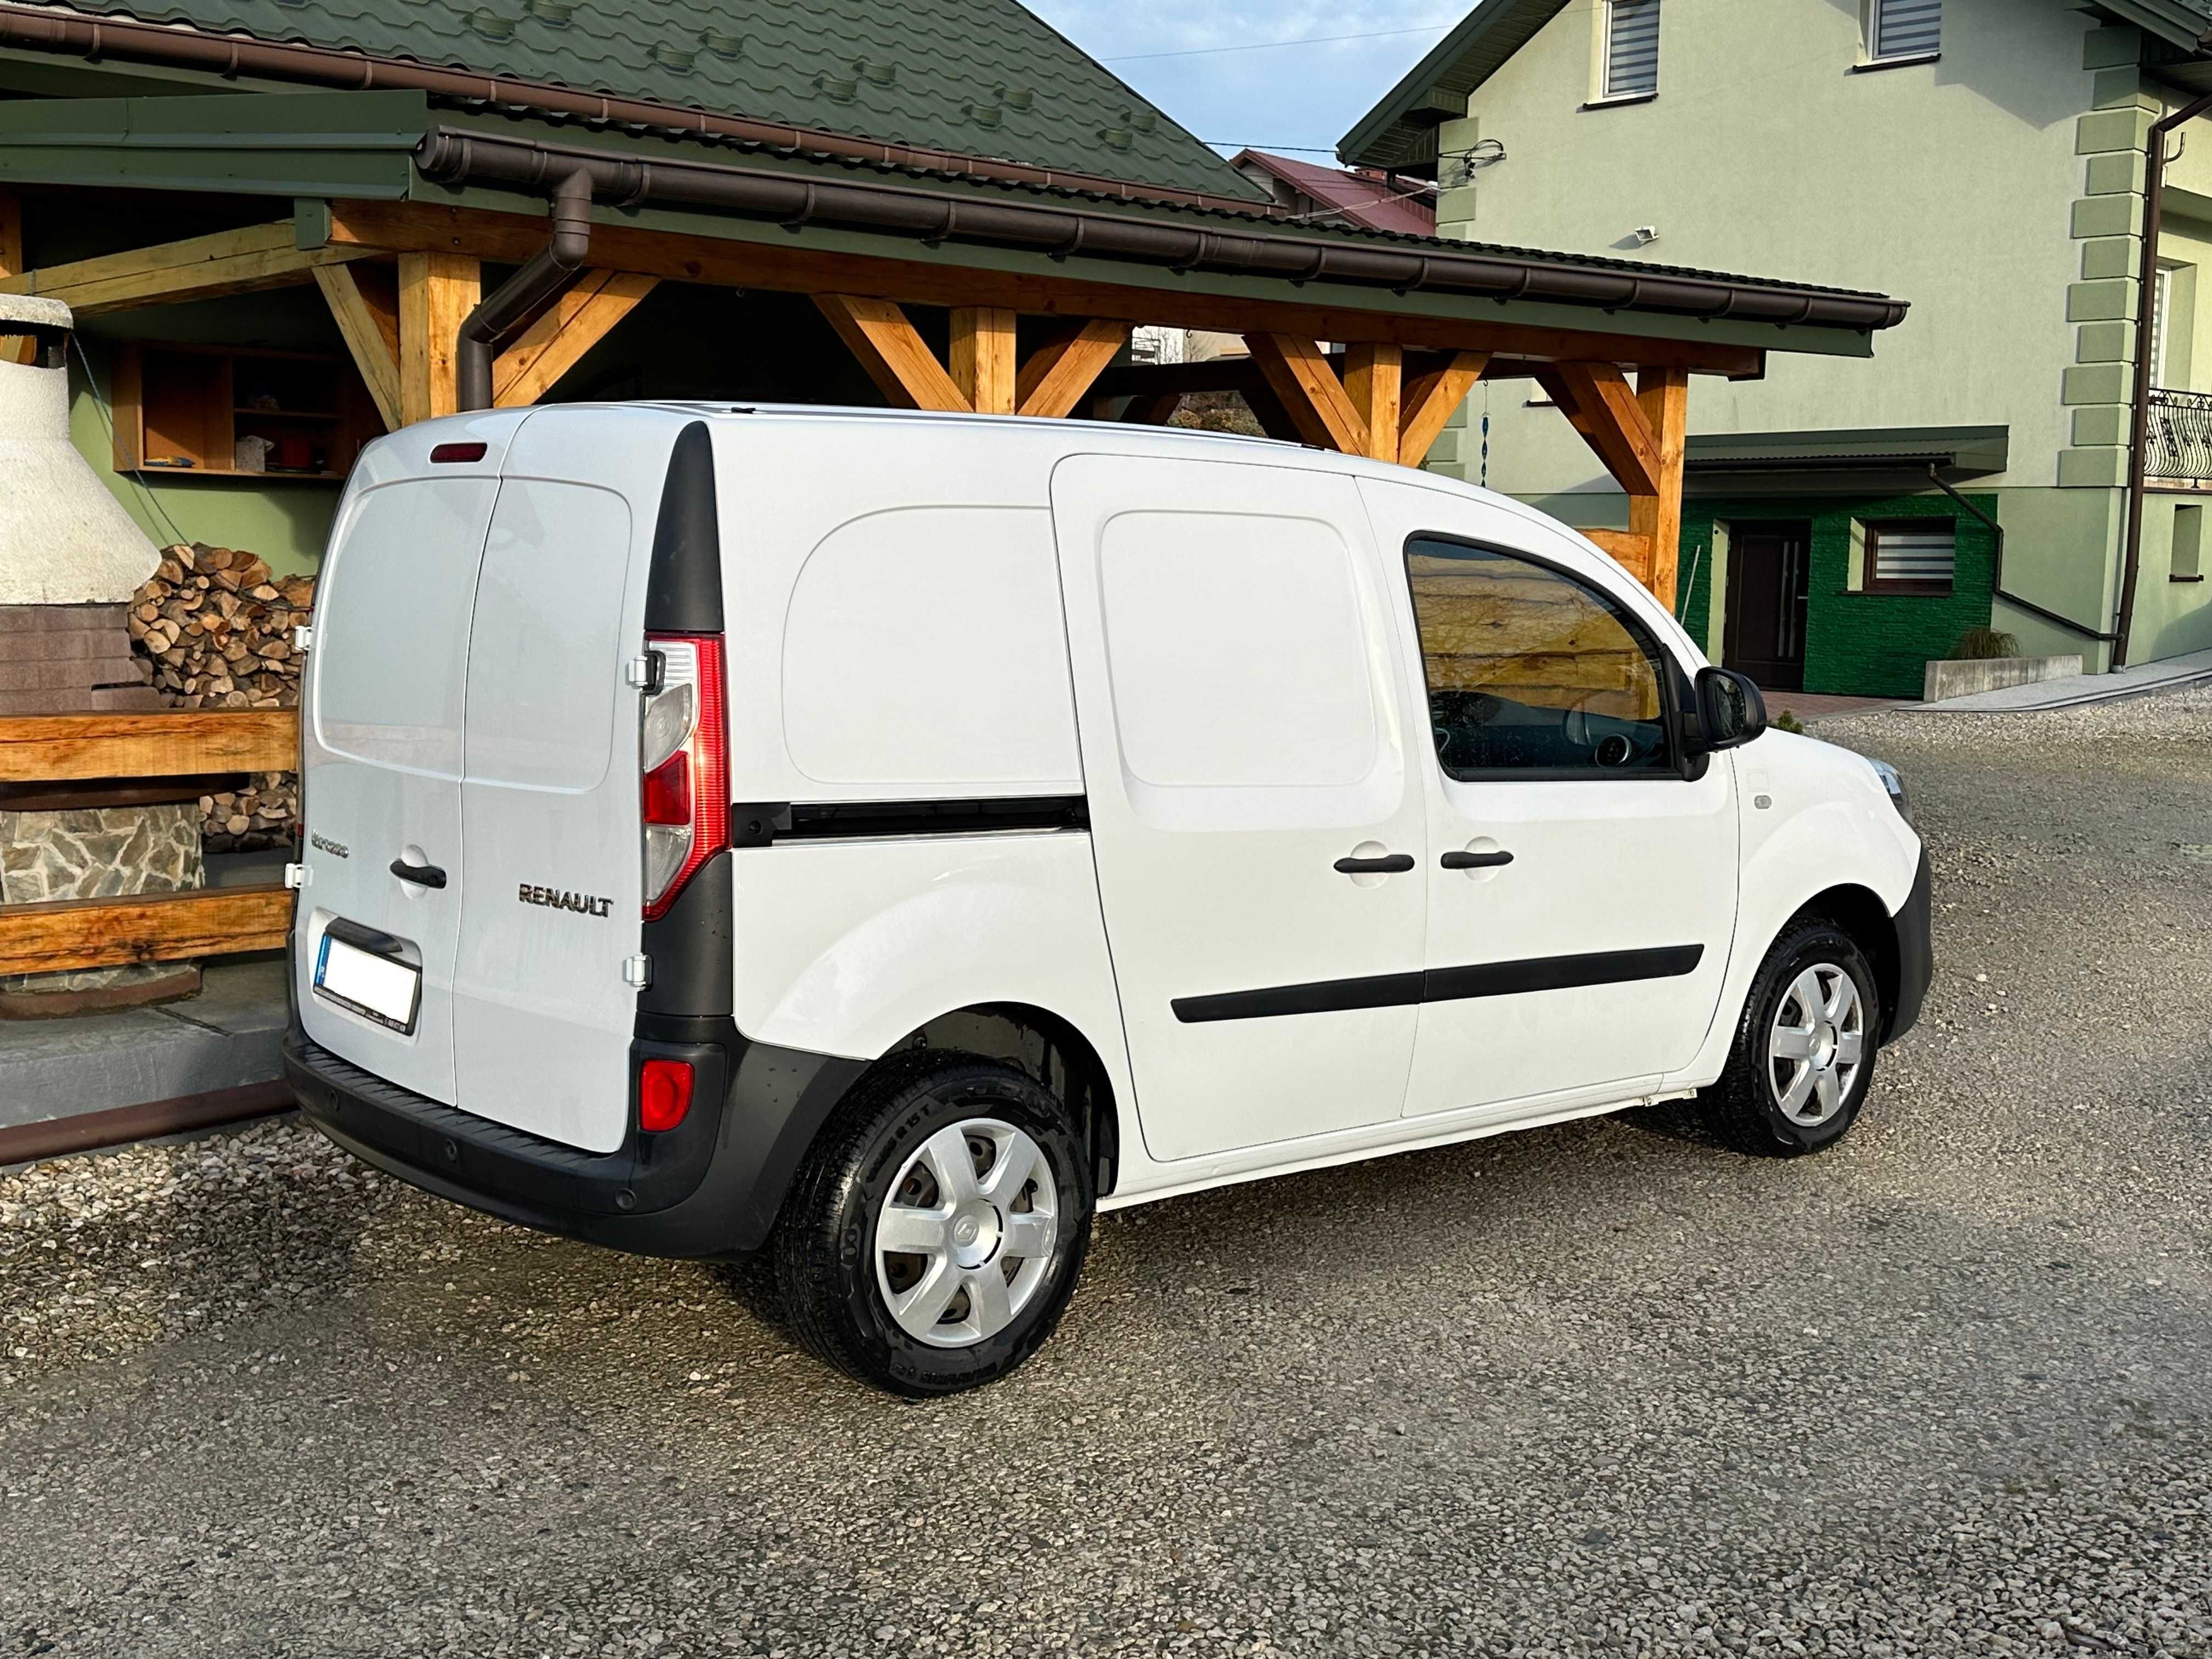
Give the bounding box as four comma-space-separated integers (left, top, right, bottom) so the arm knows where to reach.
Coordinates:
638, 1058, 695, 1132
641, 750, 691, 825
430, 441, 488, 464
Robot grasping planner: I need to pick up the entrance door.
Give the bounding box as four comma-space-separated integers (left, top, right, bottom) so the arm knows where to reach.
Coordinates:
1724, 521, 1810, 692
1050, 453, 1427, 1163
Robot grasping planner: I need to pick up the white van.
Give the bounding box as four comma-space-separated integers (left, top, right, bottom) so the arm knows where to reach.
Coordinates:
285, 404, 1931, 1396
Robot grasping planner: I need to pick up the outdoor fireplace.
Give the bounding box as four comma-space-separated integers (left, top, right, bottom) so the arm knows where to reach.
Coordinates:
0, 293, 199, 1015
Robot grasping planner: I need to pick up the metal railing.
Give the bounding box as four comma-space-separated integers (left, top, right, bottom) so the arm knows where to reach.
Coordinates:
2146, 386, 2212, 486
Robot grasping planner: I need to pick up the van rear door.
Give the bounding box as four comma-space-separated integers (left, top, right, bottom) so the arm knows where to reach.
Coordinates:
296, 421, 520, 1103
448, 408, 685, 1154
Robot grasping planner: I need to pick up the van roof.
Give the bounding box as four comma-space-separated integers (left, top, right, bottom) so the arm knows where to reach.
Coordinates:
562, 398, 1517, 503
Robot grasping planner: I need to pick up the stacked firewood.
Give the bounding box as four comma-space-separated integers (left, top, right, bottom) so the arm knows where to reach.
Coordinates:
128, 543, 316, 852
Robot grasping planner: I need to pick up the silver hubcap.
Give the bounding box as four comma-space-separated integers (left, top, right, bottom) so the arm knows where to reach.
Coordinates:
874, 1118, 1059, 1348
1768, 963, 1865, 1128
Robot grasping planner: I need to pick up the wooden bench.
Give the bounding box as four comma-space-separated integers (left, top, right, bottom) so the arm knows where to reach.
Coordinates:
0, 709, 297, 974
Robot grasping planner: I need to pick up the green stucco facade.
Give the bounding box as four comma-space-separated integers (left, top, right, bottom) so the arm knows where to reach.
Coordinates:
1678, 495, 1999, 702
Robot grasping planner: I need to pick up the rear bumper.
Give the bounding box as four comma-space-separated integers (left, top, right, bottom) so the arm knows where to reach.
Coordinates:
285, 1024, 865, 1257
1884, 847, 1934, 1044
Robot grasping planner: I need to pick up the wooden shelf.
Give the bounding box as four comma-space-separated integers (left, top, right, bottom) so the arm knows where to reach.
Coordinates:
114, 342, 375, 482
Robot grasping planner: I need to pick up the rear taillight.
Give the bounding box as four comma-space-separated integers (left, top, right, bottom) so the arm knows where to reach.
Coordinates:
638, 1058, 695, 1132
640, 634, 728, 921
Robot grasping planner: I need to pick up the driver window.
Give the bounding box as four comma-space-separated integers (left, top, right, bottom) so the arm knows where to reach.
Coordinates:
1403, 539, 1673, 780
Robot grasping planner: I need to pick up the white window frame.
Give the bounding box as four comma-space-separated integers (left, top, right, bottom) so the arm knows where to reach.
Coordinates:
1591, 0, 1661, 106
1863, 0, 1941, 66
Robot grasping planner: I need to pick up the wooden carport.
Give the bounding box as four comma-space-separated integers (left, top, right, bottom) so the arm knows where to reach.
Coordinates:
0, 94, 1905, 613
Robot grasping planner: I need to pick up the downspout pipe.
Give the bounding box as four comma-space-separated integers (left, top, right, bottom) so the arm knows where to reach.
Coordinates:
2118, 87, 2212, 668
454, 168, 592, 413
1928, 465, 2117, 644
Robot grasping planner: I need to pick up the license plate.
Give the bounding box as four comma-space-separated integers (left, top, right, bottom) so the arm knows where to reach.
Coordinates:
314, 932, 421, 1034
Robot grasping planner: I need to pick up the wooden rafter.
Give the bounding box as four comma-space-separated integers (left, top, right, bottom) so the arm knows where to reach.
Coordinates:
814, 292, 969, 411
950, 306, 1018, 414
1582, 529, 1655, 583
398, 251, 480, 425
1398, 351, 1489, 467
1016, 319, 1128, 418
324, 200, 1768, 378
494, 270, 659, 408
313, 262, 402, 431
1, 220, 376, 316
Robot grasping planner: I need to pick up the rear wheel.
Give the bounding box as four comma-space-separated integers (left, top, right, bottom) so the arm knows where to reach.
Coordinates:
772, 1055, 1093, 1397
1694, 919, 1880, 1158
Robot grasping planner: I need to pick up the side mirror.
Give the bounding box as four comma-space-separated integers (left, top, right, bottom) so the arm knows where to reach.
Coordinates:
1691, 666, 1767, 753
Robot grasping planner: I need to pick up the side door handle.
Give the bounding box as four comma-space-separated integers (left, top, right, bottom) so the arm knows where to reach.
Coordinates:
1440, 849, 1514, 870
1334, 853, 1415, 874
390, 858, 448, 889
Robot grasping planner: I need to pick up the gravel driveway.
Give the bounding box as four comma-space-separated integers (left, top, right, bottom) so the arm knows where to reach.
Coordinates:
4, 690, 2211, 1658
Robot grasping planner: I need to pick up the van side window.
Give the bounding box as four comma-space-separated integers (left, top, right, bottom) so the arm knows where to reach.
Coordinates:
1403, 539, 1673, 779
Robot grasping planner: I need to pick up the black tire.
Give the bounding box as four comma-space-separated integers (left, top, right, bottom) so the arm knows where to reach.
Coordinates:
1694, 918, 1882, 1159
771, 1053, 1093, 1397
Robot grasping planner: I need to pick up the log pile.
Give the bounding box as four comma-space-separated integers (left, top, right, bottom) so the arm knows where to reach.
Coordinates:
127, 544, 315, 852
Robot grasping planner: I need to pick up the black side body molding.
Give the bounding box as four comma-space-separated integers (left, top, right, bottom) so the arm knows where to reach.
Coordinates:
1172, 945, 1706, 1024
733, 795, 1089, 847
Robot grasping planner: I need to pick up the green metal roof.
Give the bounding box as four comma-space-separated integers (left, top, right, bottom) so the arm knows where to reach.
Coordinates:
25, 0, 1261, 202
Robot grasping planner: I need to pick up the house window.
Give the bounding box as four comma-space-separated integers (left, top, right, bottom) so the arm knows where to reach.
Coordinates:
2151, 265, 2176, 390
1869, 0, 1940, 61
2175, 503, 2204, 581
1601, 0, 1661, 100
1863, 520, 1955, 595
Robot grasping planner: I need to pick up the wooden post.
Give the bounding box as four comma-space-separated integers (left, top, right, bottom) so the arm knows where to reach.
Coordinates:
1628, 365, 1690, 611
398, 251, 479, 425
950, 307, 1017, 414
1342, 343, 1402, 464
0, 192, 20, 280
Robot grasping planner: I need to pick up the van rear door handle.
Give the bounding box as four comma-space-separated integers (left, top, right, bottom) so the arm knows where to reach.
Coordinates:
1334, 853, 1415, 874
1441, 850, 1514, 870
390, 858, 448, 889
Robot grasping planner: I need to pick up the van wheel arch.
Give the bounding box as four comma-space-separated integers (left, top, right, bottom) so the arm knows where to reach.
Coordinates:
1787, 884, 1901, 1041
878, 1003, 1123, 1198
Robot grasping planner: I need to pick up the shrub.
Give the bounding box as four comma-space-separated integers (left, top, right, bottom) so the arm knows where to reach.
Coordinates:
1773, 709, 1807, 735
1949, 626, 2019, 661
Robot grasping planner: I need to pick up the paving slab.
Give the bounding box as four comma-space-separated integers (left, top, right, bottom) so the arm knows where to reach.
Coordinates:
1914, 643, 2212, 712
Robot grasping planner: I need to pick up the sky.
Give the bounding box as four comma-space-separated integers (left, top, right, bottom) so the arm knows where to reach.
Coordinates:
1021, 1, 1473, 163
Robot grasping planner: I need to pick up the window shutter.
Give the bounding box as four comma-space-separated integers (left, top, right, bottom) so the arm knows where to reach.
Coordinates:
1872, 0, 1941, 59
1605, 0, 1661, 98
1872, 524, 1955, 588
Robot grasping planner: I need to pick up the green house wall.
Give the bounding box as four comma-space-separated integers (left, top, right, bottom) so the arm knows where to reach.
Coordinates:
1679, 493, 1999, 700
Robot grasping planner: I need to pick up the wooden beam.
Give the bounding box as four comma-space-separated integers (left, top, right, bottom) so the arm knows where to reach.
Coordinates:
314, 262, 402, 431
1343, 343, 1402, 464
0, 220, 376, 316
1120, 391, 1184, 425
1017, 318, 1129, 418
398, 251, 479, 425
949, 306, 1018, 414
1398, 350, 1489, 467
493, 269, 659, 408
1582, 529, 1655, 580
1627, 365, 1690, 611
0, 710, 296, 783
0, 885, 293, 976
0, 191, 19, 281
1540, 362, 1662, 498
325, 199, 1768, 378
813, 293, 969, 411
1246, 333, 1369, 454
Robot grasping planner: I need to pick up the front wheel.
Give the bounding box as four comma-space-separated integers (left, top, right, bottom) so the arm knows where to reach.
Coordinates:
1694, 919, 1881, 1158
772, 1055, 1093, 1397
